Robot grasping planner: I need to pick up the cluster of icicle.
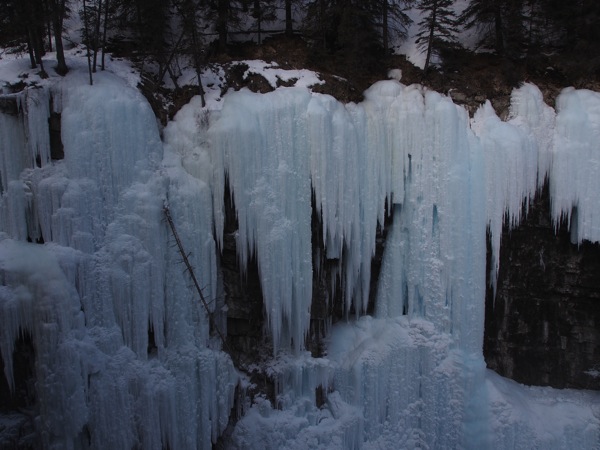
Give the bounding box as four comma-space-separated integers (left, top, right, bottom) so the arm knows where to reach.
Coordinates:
204, 81, 600, 355
1, 68, 599, 449
0, 73, 237, 449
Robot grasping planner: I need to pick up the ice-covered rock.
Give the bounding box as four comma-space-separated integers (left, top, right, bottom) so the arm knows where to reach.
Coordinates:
1, 70, 599, 449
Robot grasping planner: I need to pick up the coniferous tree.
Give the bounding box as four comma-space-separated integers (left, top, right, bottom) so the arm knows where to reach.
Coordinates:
0, 0, 69, 76
82, 0, 94, 84
248, 0, 277, 44
302, 0, 330, 51
379, 0, 413, 54
48, 0, 69, 75
79, 0, 104, 73
2, 0, 48, 73
174, 0, 207, 104
415, 0, 458, 71
284, 0, 294, 36
459, 0, 525, 57
335, 1, 383, 72
303, 1, 383, 61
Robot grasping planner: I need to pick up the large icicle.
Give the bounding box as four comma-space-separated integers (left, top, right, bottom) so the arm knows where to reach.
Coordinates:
212, 81, 600, 449
209, 88, 314, 354
551, 88, 600, 243
471, 84, 549, 290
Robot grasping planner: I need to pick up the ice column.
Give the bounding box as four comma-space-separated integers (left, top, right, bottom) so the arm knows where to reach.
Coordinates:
551, 88, 600, 243
209, 88, 314, 354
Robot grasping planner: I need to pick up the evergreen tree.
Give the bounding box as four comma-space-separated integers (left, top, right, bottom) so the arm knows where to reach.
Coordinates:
459, 0, 525, 57
79, 0, 104, 73
173, 0, 207, 104
48, 0, 69, 75
0, 0, 68, 75
248, 0, 277, 44
415, 0, 458, 71
378, 0, 413, 54
303, 0, 384, 75
284, 0, 294, 36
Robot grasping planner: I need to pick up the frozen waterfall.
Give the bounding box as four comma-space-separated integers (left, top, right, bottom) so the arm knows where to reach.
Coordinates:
1, 70, 599, 449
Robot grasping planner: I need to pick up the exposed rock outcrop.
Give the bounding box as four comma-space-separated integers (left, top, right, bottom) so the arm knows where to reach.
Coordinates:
484, 184, 600, 390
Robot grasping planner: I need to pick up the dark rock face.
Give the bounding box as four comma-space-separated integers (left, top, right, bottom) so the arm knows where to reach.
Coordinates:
484, 184, 600, 390
220, 181, 266, 367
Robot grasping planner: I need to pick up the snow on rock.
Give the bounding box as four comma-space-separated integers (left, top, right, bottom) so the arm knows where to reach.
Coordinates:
486, 370, 600, 450
240, 60, 324, 89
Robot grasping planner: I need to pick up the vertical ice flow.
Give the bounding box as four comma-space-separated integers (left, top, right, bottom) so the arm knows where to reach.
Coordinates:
1, 71, 600, 449
0, 72, 237, 449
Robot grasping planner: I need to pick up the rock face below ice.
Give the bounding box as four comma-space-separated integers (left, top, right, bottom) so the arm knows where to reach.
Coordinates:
485, 183, 600, 390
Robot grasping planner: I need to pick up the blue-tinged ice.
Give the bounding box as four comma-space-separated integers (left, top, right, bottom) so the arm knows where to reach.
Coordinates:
551, 88, 600, 243
201, 81, 599, 449
0, 72, 237, 449
1, 67, 600, 449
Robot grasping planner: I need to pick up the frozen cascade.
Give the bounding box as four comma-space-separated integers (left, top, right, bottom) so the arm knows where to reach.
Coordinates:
471, 84, 552, 290
197, 81, 599, 449
1, 69, 599, 449
551, 88, 600, 243
0, 72, 237, 449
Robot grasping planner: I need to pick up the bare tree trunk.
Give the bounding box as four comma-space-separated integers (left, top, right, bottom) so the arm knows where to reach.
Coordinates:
101, 0, 110, 70
83, 0, 94, 85
46, 18, 53, 51
26, 3, 48, 78
285, 0, 293, 36
27, 36, 37, 69
494, 3, 504, 56
382, 0, 389, 53
93, 0, 103, 72
254, 0, 262, 44
51, 0, 68, 75
424, 0, 438, 71
320, 0, 326, 49
190, 25, 206, 106
217, 0, 229, 52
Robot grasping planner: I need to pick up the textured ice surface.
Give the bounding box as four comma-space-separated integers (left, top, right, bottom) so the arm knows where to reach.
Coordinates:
199, 82, 600, 448
551, 88, 600, 243
0, 72, 236, 449
1, 73, 600, 449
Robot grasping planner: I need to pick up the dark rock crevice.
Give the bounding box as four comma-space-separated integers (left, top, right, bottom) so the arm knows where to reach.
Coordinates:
484, 182, 600, 390
307, 194, 394, 357
220, 178, 267, 368
0, 332, 39, 449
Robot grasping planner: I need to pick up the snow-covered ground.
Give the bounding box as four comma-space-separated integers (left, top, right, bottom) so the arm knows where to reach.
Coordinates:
1, 33, 600, 450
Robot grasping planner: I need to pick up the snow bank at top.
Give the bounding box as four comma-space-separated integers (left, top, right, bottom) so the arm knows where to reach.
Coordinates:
241, 60, 325, 89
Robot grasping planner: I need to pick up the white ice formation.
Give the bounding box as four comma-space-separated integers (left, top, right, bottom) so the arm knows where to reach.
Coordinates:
1, 73, 237, 449
1, 69, 599, 449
